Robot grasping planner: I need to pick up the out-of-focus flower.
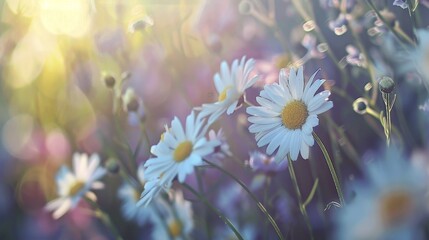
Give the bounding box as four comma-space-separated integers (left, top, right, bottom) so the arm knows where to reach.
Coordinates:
393, 0, 409, 9
45, 153, 106, 219
345, 45, 366, 67
301, 34, 325, 60
128, 16, 154, 33
402, 29, 429, 82
247, 67, 333, 161
152, 191, 193, 240
122, 88, 145, 126
329, 14, 348, 36
205, 129, 232, 161
216, 182, 248, 219
247, 151, 287, 173
198, 56, 259, 124
139, 111, 218, 206
334, 150, 428, 240
419, 99, 429, 112
118, 164, 156, 225
254, 55, 290, 87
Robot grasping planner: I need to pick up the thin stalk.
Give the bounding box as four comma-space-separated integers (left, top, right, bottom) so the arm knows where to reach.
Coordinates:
203, 159, 284, 240
85, 197, 123, 240
182, 183, 243, 240
196, 168, 211, 239
287, 155, 314, 240
313, 132, 345, 206
365, 0, 415, 46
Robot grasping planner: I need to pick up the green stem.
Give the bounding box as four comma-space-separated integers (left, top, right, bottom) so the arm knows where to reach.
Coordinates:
182, 183, 243, 240
203, 159, 284, 240
313, 132, 345, 206
85, 198, 123, 240
287, 155, 314, 240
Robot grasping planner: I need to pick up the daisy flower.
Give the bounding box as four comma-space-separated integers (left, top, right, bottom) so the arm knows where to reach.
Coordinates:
151, 190, 193, 239
45, 153, 106, 219
334, 150, 428, 240
118, 164, 156, 225
205, 128, 232, 162
247, 66, 333, 161
199, 56, 259, 124
138, 111, 219, 206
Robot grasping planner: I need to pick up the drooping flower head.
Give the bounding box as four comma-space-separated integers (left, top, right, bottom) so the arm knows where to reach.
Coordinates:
138, 111, 218, 206
45, 153, 106, 219
334, 150, 428, 240
118, 164, 157, 225
199, 56, 259, 124
151, 190, 194, 240
205, 128, 232, 162
247, 66, 333, 161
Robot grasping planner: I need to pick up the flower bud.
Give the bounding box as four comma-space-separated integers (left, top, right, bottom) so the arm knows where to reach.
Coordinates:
105, 158, 120, 174
104, 75, 116, 88
122, 88, 140, 112
238, 0, 252, 15
378, 76, 395, 93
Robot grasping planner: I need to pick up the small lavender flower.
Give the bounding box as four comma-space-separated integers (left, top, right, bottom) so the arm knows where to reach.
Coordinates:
301, 34, 325, 60
329, 13, 348, 35
393, 0, 409, 9
248, 151, 287, 173
345, 45, 366, 67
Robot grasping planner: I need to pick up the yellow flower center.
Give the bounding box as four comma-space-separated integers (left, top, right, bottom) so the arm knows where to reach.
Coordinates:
218, 86, 232, 102
168, 220, 183, 237
379, 190, 414, 226
281, 100, 308, 129
133, 189, 141, 202
68, 181, 85, 196
173, 141, 193, 162
160, 132, 165, 142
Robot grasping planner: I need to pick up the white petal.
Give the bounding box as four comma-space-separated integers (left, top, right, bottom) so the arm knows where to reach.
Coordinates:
311, 101, 333, 115
290, 130, 301, 161
53, 198, 72, 219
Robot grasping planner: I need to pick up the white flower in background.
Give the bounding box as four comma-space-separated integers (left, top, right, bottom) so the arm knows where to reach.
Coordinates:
45, 153, 106, 219
138, 111, 218, 206
407, 29, 429, 82
247, 67, 332, 161
118, 164, 156, 225
199, 56, 259, 124
152, 191, 193, 240
205, 128, 232, 161
334, 150, 428, 240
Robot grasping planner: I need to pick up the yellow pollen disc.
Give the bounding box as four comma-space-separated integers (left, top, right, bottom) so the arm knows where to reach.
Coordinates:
379, 190, 413, 226
218, 86, 232, 102
133, 189, 141, 202
68, 181, 85, 196
160, 133, 165, 142
281, 100, 308, 129
173, 141, 193, 162
168, 220, 183, 237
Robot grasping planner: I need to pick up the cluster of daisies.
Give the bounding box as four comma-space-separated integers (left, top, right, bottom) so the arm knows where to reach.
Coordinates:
45, 56, 334, 235
43, 54, 429, 239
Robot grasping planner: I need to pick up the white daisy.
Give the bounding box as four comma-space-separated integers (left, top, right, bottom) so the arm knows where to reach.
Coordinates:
151, 190, 194, 240
334, 150, 428, 240
199, 56, 259, 124
138, 111, 218, 206
45, 153, 106, 219
118, 164, 156, 225
247, 66, 333, 161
